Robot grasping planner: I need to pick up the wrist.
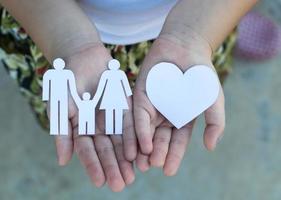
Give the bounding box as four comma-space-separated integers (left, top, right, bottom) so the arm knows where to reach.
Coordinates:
63, 43, 111, 92
159, 22, 213, 59
145, 35, 213, 72
64, 43, 111, 72
49, 35, 105, 61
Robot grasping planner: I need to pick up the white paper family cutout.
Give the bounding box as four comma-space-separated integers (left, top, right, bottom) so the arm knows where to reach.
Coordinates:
146, 62, 220, 129
42, 58, 132, 136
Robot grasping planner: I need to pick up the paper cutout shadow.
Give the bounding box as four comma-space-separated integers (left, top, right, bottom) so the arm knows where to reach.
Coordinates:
42, 58, 132, 135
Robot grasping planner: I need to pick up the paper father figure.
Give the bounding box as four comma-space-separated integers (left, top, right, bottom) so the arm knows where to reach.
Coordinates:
42, 58, 78, 135
146, 62, 220, 129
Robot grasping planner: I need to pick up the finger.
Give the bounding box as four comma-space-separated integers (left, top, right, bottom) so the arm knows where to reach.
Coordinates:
136, 151, 150, 172
204, 88, 225, 151
123, 98, 137, 161
55, 121, 73, 166
149, 126, 172, 167
134, 91, 154, 154
94, 135, 125, 192
111, 135, 135, 185
163, 123, 194, 176
74, 134, 105, 188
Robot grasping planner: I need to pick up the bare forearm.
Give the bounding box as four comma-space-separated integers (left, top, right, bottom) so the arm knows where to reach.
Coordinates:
0, 0, 101, 61
161, 0, 258, 52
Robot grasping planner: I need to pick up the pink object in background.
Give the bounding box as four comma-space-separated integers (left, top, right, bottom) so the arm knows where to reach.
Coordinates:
235, 12, 281, 60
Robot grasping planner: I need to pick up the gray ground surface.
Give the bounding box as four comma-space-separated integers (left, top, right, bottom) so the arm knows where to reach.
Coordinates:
0, 1, 281, 200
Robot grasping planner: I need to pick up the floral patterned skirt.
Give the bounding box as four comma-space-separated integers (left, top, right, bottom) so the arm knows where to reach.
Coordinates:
0, 7, 237, 130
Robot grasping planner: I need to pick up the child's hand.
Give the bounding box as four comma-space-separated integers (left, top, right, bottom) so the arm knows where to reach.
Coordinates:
52, 44, 137, 192
133, 35, 225, 175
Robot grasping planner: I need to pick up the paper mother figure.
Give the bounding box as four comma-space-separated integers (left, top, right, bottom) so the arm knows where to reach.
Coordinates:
94, 59, 133, 135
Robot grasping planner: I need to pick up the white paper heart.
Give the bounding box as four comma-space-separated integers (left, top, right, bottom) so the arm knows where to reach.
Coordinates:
146, 62, 220, 129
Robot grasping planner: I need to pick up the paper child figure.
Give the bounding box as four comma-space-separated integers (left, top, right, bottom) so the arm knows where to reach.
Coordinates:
76, 92, 97, 135
94, 59, 132, 135
42, 58, 78, 135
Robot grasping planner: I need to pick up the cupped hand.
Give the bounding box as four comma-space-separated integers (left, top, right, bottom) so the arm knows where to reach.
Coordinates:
133, 36, 225, 176
51, 44, 137, 192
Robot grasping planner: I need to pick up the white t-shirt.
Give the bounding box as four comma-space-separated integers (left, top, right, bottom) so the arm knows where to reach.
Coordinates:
78, 0, 178, 45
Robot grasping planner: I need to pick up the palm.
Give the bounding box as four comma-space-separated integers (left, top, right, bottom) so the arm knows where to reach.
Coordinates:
134, 37, 225, 175
53, 45, 136, 192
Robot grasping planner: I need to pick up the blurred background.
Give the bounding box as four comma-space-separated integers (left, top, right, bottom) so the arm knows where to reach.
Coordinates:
1, 1, 281, 199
